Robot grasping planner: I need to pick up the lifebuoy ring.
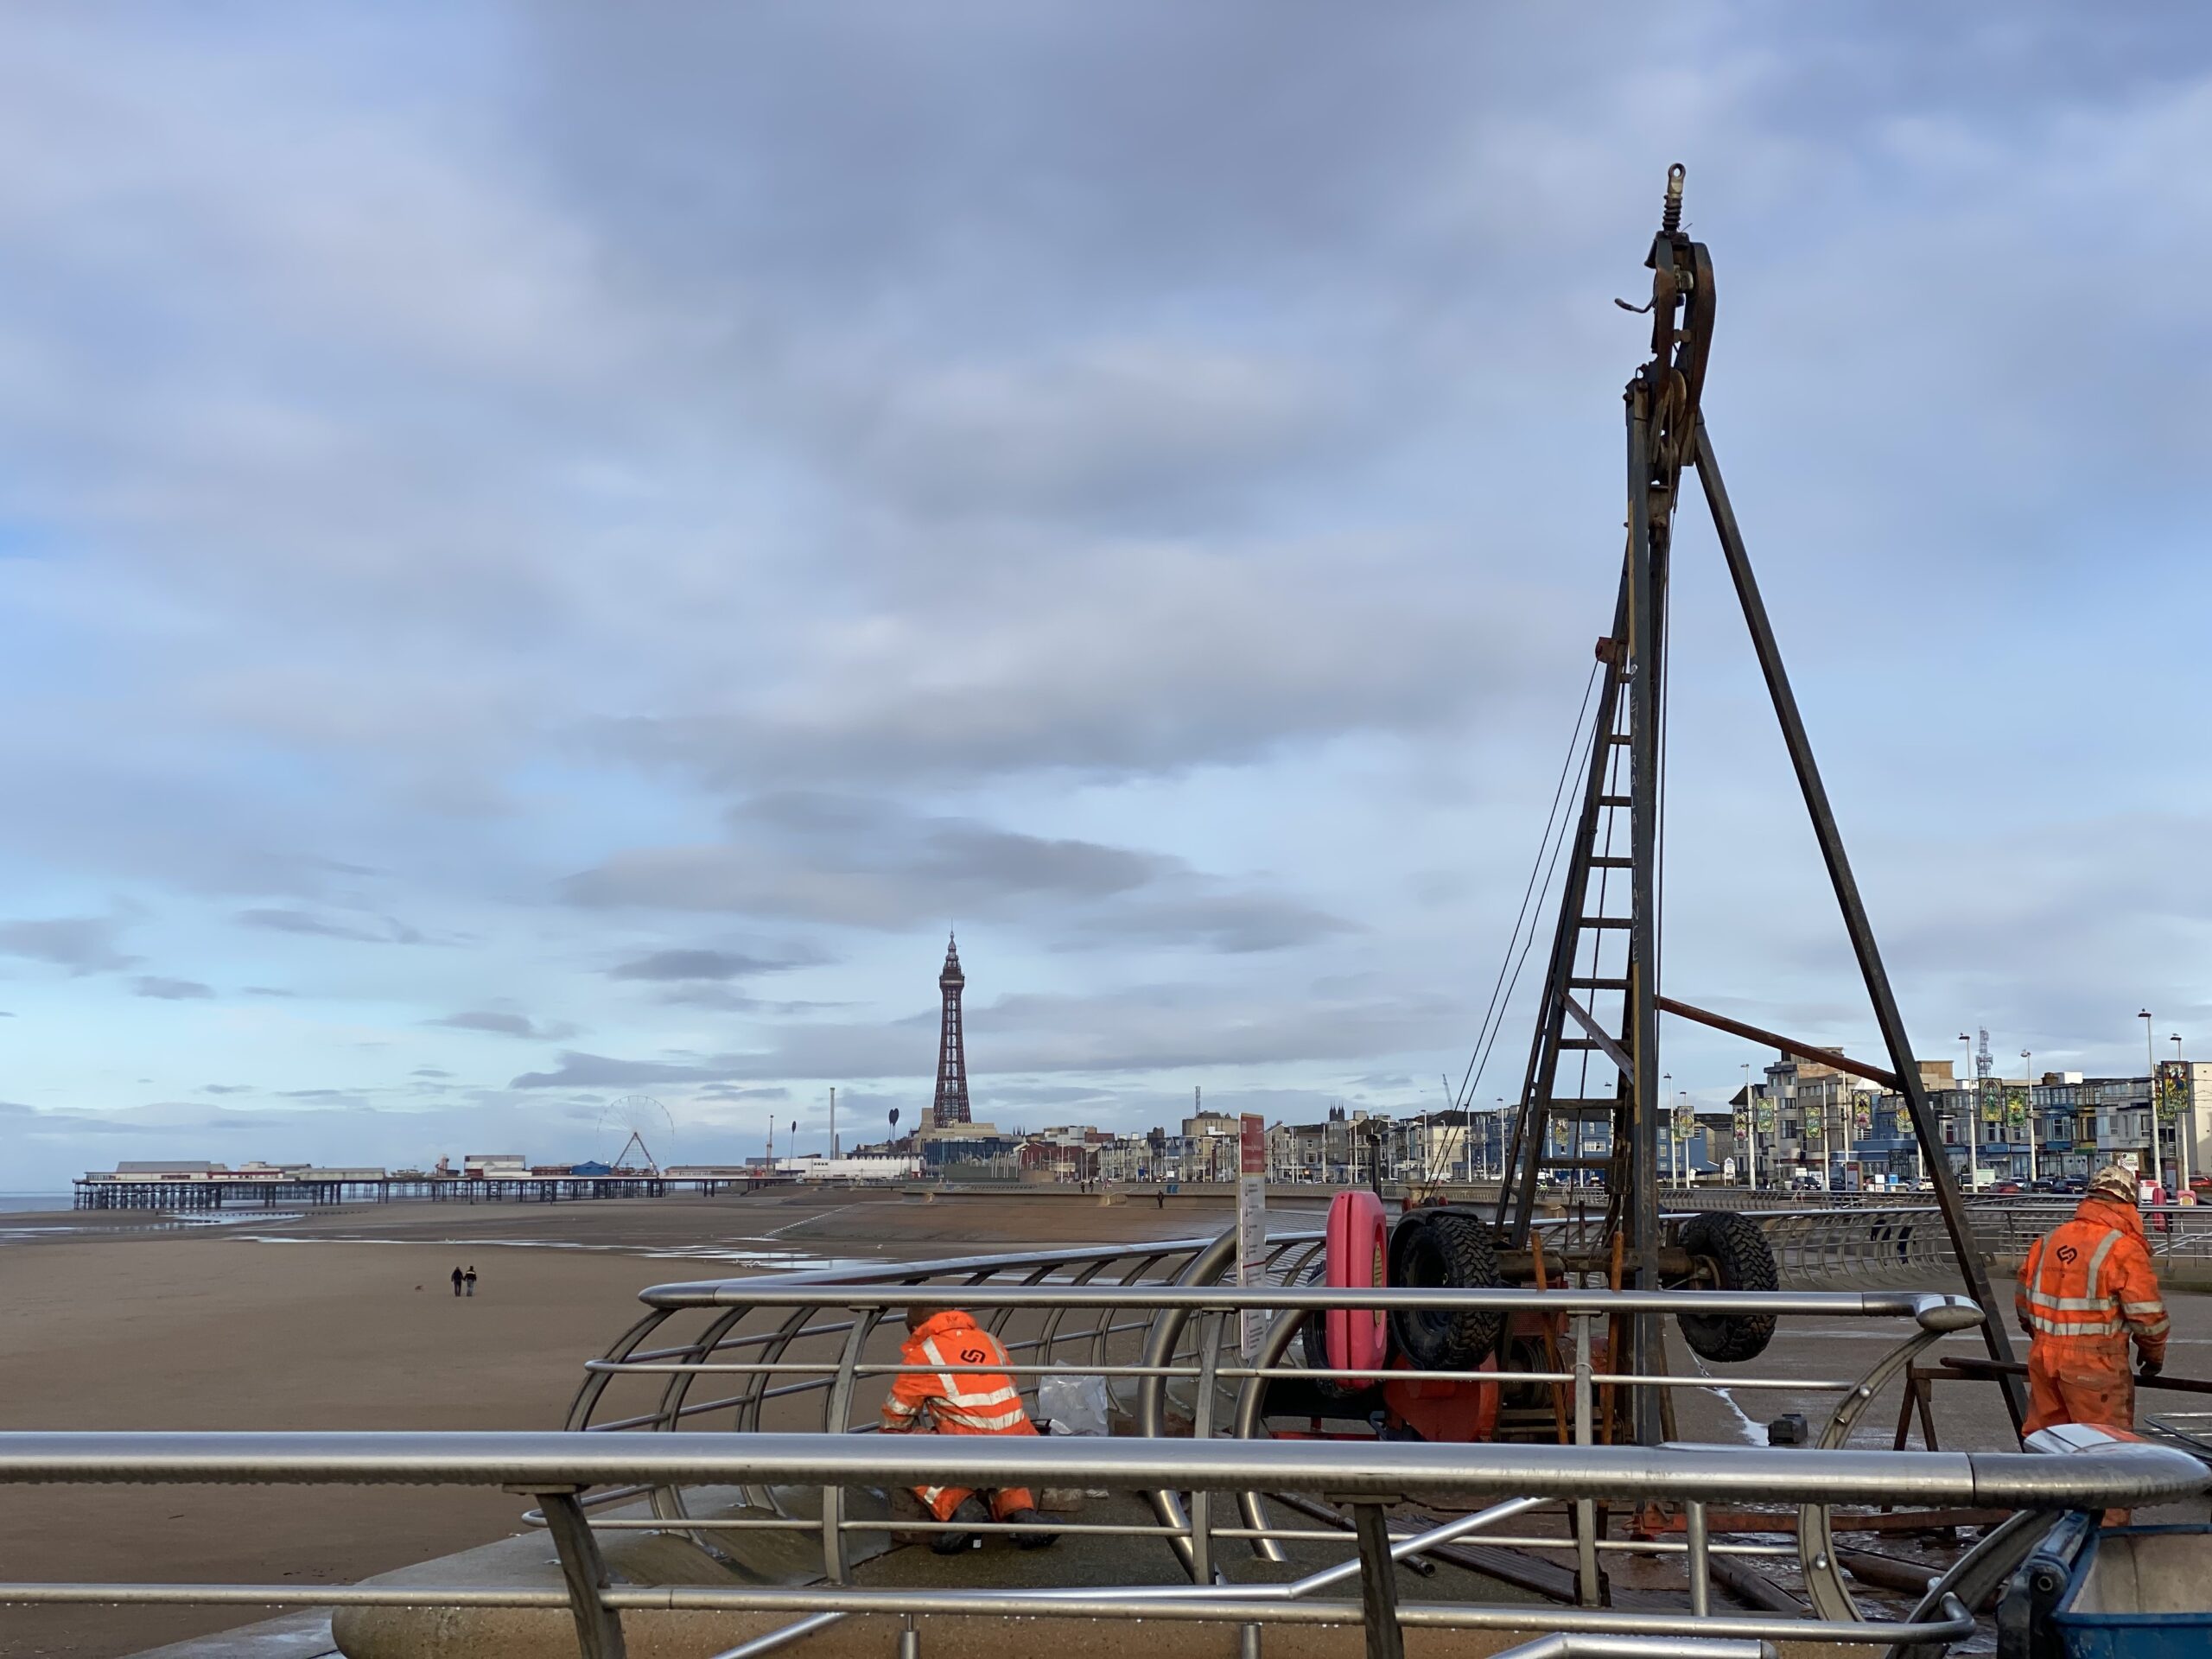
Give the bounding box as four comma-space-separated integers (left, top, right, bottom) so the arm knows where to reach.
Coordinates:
1323, 1188, 1389, 1375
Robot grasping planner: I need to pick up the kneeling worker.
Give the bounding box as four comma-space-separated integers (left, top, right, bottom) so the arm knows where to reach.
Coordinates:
2016, 1162, 2171, 1433
880, 1305, 1058, 1553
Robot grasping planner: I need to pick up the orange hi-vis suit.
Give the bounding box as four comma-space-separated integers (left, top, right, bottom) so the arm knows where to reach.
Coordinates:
879, 1309, 1039, 1523
2015, 1196, 2170, 1434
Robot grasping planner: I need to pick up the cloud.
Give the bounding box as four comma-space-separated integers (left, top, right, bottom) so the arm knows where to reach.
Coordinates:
131, 976, 215, 1000
0, 7, 2209, 1190
429, 1009, 577, 1041
511, 977, 1459, 1089
510, 1052, 730, 1090
607, 947, 809, 982
235, 907, 422, 944
0, 914, 137, 975
566, 793, 1348, 951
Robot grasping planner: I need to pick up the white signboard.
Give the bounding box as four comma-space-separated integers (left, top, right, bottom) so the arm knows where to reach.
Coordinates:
1236, 1114, 1268, 1358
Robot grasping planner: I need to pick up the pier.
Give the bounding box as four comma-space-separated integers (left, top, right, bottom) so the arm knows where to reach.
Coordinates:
70, 1173, 781, 1211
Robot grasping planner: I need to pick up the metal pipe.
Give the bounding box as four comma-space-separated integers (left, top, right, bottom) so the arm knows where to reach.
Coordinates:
1493, 1640, 1771, 1659
642, 1236, 1249, 1307
1684, 1503, 1710, 1618
0, 1578, 1982, 1644
1692, 416, 2026, 1433
706, 1611, 844, 1659
0, 1430, 2194, 1510
641, 1282, 1979, 1318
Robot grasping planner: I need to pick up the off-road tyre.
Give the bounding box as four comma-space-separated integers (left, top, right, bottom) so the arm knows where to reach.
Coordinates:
1299, 1259, 1365, 1401
1387, 1210, 1504, 1371
1675, 1211, 1778, 1363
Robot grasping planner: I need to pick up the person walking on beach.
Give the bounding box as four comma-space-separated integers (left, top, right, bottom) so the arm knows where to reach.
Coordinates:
450, 1266, 464, 1297
464, 1265, 477, 1298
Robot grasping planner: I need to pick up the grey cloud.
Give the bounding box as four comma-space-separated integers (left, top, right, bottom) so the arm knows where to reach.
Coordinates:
200, 1083, 252, 1095
608, 947, 806, 982
131, 976, 215, 1000
1067, 888, 1358, 954
244, 986, 296, 997
512, 979, 1459, 1090
566, 793, 1344, 954
236, 907, 421, 944
584, 537, 1531, 794
429, 1009, 578, 1041
510, 1052, 731, 1090
0, 914, 137, 975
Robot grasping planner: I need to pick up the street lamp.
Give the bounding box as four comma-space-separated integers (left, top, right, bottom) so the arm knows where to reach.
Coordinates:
2020, 1050, 2036, 1184
1662, 1073, 1673, 1187
1740, 1060, 1756, 1189
2139, 1009, 2158, 1185
2171, 1032, 2193, 1192
1956, 1033, 1979, 1192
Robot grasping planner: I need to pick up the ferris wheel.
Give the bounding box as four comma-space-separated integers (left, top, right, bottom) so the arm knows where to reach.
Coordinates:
597, 1096, 675, 1173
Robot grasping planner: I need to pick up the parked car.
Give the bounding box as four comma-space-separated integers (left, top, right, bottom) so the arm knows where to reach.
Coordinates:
2027, 1178, 2056, 1193
2050, 1175, 2086, 1195
1988, 1180, 2024, 1195
1789, 1173, 1826, 1192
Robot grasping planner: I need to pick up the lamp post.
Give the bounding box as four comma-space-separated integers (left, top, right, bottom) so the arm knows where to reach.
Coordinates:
2139, 1009, 2158, 1186
2020, 1051, 2035, 1184
2171, 1032, 2193, 1192
1956, 1033, 1979, 1192
1661, 1073, 1673, 1187
1740, 1060, 1756, 1189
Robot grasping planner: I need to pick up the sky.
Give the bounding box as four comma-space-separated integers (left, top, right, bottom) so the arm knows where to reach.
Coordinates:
3, 5, 2210, 1188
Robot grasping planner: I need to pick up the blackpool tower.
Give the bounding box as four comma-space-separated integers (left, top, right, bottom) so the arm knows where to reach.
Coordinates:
930, 932, 972, 1127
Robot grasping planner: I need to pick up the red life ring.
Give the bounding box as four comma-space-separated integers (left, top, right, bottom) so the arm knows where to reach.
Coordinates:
1323, 1188, 1389, 1376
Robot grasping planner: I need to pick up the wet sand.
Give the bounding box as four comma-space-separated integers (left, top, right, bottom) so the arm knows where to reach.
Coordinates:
0, 1189, 1231, 1658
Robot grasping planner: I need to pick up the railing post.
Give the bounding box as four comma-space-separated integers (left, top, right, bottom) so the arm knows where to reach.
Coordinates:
1572, 1311, 1601, 1606
529, 1487, 627, 1659
1351, 1502, 1406, 1659
1686, 1499, 1711, 1616
1188, 1308, 1226, 1583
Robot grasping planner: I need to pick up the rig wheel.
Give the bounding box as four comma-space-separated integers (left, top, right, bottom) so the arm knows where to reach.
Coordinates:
1388, 1210, 1503, 1370
1675, 1211, 1778, 1363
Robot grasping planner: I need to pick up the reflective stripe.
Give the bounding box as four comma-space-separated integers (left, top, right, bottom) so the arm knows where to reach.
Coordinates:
2027, 1292, 2122, 1312
2122, 1300, 2168, 1315
935, 1407, 1031, 1432
2026, 1312, 2123, 1337
2083, 1230, 2121, 1301
943, 1386, 1021, 1409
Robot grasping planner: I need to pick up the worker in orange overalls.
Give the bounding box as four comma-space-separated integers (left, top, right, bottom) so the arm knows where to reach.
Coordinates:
880, 1306, 1058, 1553
2016, 1163, 2171, 1434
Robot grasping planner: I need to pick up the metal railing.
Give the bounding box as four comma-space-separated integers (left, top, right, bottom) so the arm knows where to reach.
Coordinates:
3, 1429, 2199, 1659
1529, 1208, 1962, 1287
1963, 1198, 2212, 1266
561, 1225, 2017, 1628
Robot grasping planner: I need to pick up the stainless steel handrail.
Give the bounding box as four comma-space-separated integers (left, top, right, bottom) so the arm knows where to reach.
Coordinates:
569, 1224, 2012, 1618
0, 1431, 2190, 1656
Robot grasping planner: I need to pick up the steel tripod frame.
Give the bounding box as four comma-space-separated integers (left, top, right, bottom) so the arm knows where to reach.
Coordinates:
1491, 165, 2025, 1439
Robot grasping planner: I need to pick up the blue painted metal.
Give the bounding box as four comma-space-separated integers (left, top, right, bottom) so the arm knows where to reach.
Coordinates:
2050, 1523, 2212, 1659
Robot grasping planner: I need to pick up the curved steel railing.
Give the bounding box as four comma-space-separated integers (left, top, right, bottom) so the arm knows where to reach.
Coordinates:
566, 1224, 2011, 1626
3, 1429, 2199, 1658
